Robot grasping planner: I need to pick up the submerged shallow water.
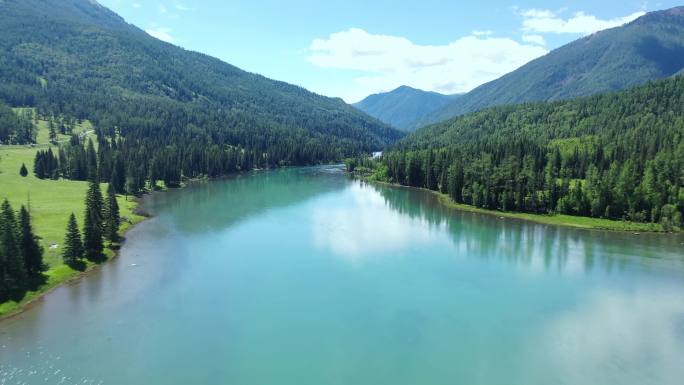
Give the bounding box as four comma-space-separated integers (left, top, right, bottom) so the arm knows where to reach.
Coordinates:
1, 167, 683, 385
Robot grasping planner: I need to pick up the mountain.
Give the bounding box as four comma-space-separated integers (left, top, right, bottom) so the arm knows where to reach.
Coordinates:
353, 86, 461, 131
421, 6, 684, 125
0, 0, 402, 157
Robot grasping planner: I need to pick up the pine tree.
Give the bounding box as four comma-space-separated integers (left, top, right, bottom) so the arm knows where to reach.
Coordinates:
104, 184, 120, 243
86, 138, 98, 181
0, 200, 27, 298
18, 206, 46, 280
86, 180, 104, 229
19, 163, 28, 177
48, 119, 57, 143
83, 181, 104, 262
33, 151, 44, 179
111, 156, 125, 193
47, 147, 59, 180
62, 213, 84, 268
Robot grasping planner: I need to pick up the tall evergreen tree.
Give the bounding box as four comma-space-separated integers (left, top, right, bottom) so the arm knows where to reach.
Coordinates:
86, 179, 104, 230
104, 184, 120, 243
62, 213, 84, 268
18, 205, 46, 280
48, 119, 57, 143
33, 150, 44, 179
19, 163, 28, 177
0, 200, 26, 298
86, 138, 98, 181
83, 181, 104, 262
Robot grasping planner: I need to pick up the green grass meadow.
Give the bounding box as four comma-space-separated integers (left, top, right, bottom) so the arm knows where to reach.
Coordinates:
0, 117, 143, 316
435, 193, 665, 232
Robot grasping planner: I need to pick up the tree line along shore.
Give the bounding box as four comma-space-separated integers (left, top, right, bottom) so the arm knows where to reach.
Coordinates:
0, 110, 143, 317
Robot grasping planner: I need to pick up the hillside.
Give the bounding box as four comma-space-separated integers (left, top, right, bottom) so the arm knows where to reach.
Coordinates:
353, 86, 461, 131
370, 76, 684, 229
421, 6, 684, 125
0, 0, 402, 160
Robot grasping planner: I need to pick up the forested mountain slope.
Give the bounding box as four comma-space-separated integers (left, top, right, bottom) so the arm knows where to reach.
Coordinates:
353, 86, 461, 131
421, 6, 684, 125
0, 0, 401, 170
0, 103, 35, 144
372, 76, 684, 229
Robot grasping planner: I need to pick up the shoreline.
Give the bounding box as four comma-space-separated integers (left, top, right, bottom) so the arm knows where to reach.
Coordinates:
0, 196, 149, 321
3, 167, 676, 320
358, 177, 676, 234
0, 166, 295, 321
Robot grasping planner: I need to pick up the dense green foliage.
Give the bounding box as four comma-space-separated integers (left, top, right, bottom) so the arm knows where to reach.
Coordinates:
0, 0, 402, 190
18, 206, 47, 279
0, 200, 47, 301
104, 184, 120, 243
62, 213, 84, 269
422, 7, 684, 125
61, 177, 119, 269
369, 77, 684, 230
0, 102, 35, 144
33, 148, 60, 180
354, 86, 461, 131
83, 179, 105, 262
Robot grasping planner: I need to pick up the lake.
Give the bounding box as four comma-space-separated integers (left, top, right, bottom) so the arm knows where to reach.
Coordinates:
1, 166, 683, 385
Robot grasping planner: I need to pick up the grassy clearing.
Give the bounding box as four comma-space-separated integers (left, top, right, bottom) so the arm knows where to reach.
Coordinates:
363, 177, 667, 232
434, 193, 665, 232
0, 118, 144, 317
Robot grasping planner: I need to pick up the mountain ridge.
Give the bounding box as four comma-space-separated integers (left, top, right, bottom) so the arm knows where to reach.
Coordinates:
420, 6, 684, 126
354, 86, 461, 131
0, 0, 402, 157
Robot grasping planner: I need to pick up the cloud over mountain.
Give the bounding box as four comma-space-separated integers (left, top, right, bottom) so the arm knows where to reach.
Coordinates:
308, 28, 547, 102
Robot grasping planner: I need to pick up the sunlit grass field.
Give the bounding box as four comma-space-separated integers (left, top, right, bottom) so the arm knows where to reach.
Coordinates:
435, 193, 665, 232
0, 115, 143, 316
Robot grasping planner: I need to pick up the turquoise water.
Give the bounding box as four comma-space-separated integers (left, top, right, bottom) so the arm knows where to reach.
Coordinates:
1, 167, 683, 385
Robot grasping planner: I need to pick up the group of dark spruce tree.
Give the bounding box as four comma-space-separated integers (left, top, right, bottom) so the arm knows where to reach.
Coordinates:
62, 175, 122, 271
0, 200, 46, 302
0, 174, 120, 302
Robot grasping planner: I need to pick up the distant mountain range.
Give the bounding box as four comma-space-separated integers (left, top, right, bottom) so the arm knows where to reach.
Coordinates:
353, 86, 461, 131
420, 6, 684, 126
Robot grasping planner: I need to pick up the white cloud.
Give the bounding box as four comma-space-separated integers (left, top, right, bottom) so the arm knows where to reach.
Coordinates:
132, 2, 141, 9
520, 9, 556, 19
158, 4, 167, 14
145, 27, 174, 43
522, 34, 546, 46
472, 30, 493, 37
519, 8, 645, 35
308, 28, 548, 102
174, 2, 193, 11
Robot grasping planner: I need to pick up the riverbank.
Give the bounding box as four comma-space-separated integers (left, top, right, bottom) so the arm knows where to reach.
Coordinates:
0, 164, 324, 319
360, 178, 670, 233
0, 117, 147, 319
0, 197, 146, 319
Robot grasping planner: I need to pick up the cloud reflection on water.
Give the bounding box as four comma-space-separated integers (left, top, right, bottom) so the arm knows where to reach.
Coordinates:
534, 288, 684, 384
311, 183, 452, 263
313, 179, 684, 276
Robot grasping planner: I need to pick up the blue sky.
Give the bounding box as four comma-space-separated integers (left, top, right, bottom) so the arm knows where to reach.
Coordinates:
99, 0, 680, 102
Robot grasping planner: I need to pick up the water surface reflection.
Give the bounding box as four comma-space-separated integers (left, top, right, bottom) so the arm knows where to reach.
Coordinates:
1, 168, 683, 385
